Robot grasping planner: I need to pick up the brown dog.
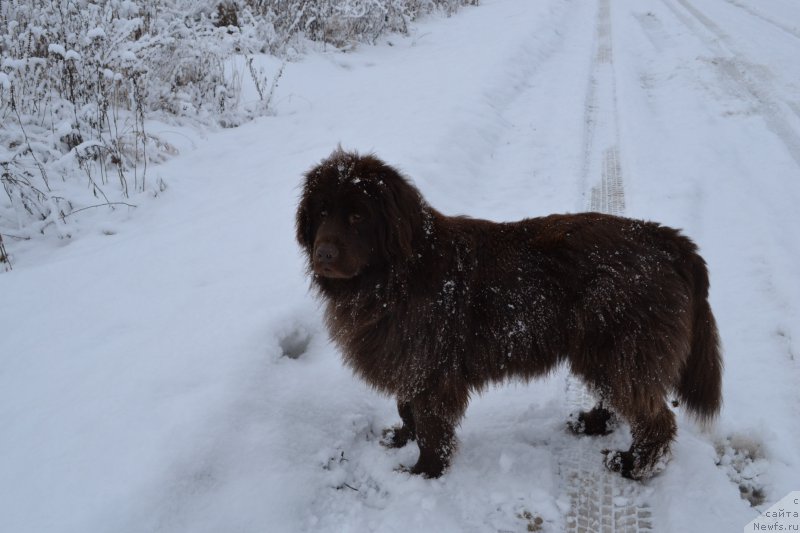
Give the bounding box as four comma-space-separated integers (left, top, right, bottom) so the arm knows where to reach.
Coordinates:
296, 149, 722, 480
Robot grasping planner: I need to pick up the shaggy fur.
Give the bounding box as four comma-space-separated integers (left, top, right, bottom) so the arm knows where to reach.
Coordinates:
296, 149, 723, 480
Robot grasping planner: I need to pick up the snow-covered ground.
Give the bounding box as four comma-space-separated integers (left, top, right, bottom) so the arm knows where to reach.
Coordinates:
2, 0, 799, 531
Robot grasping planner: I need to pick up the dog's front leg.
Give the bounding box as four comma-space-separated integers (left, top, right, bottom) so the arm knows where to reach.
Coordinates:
407, 395, 466, 478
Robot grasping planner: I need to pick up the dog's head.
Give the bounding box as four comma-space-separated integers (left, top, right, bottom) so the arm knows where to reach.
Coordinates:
296, 149, 426, 281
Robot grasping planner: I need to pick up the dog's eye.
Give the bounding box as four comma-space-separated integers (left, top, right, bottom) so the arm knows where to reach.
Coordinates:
349, 213, 363, 225
320, 210, 328, 218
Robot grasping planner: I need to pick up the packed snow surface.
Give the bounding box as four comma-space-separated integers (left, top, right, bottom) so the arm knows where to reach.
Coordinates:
2, 0, 799, 531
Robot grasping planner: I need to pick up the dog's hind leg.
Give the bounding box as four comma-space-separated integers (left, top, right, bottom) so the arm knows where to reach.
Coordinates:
603, 401, 676, 480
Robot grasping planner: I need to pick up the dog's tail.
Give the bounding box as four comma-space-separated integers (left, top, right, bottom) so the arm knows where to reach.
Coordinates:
677, 252, 723, 424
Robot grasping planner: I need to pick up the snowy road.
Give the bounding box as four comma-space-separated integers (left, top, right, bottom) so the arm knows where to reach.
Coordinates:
2, 1, 800, 532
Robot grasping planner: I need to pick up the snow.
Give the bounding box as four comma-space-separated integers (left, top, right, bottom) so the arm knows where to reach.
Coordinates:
2, 0, 800, 531
47, 43, 66, 56
87, 27, 107, 40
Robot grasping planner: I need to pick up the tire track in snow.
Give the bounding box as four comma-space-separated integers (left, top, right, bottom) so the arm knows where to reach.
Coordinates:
563, 380, 654, 533
430, 0, 586, 211
663, 0, 800, 168
589, 147, 625, 216
656, 0, 800, 262
577, 0, 625, 216
662, 0, 800, 268
564, 1, 651, 531
721, 0, 800, 41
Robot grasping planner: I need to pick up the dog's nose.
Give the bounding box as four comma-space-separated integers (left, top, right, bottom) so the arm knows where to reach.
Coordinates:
314, 243, 339, 263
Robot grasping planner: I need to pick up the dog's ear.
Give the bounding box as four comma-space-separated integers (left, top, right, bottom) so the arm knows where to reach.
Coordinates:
377, 168, 424, 263
295, 205, 311, 250
296, 188, 314, 251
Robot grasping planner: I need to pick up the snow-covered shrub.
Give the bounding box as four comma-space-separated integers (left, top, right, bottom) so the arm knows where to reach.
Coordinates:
0, 0, 255, 246
240, 0, 478, 52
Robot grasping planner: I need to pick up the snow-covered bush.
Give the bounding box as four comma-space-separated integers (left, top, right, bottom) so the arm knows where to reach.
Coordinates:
0, 0, 476, 264
0, 0, 252, 247
238, 0, 478, 52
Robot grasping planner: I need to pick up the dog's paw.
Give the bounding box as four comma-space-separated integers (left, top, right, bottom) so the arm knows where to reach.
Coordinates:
409, 463, 445, 479
568, 407, 617, 436
392, 459, 445, 479
603, 447, 669, 480
380, 426, 414, 448
566, 412, 585, 434
603, 449, 638, 479
393, 464, 412, 475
